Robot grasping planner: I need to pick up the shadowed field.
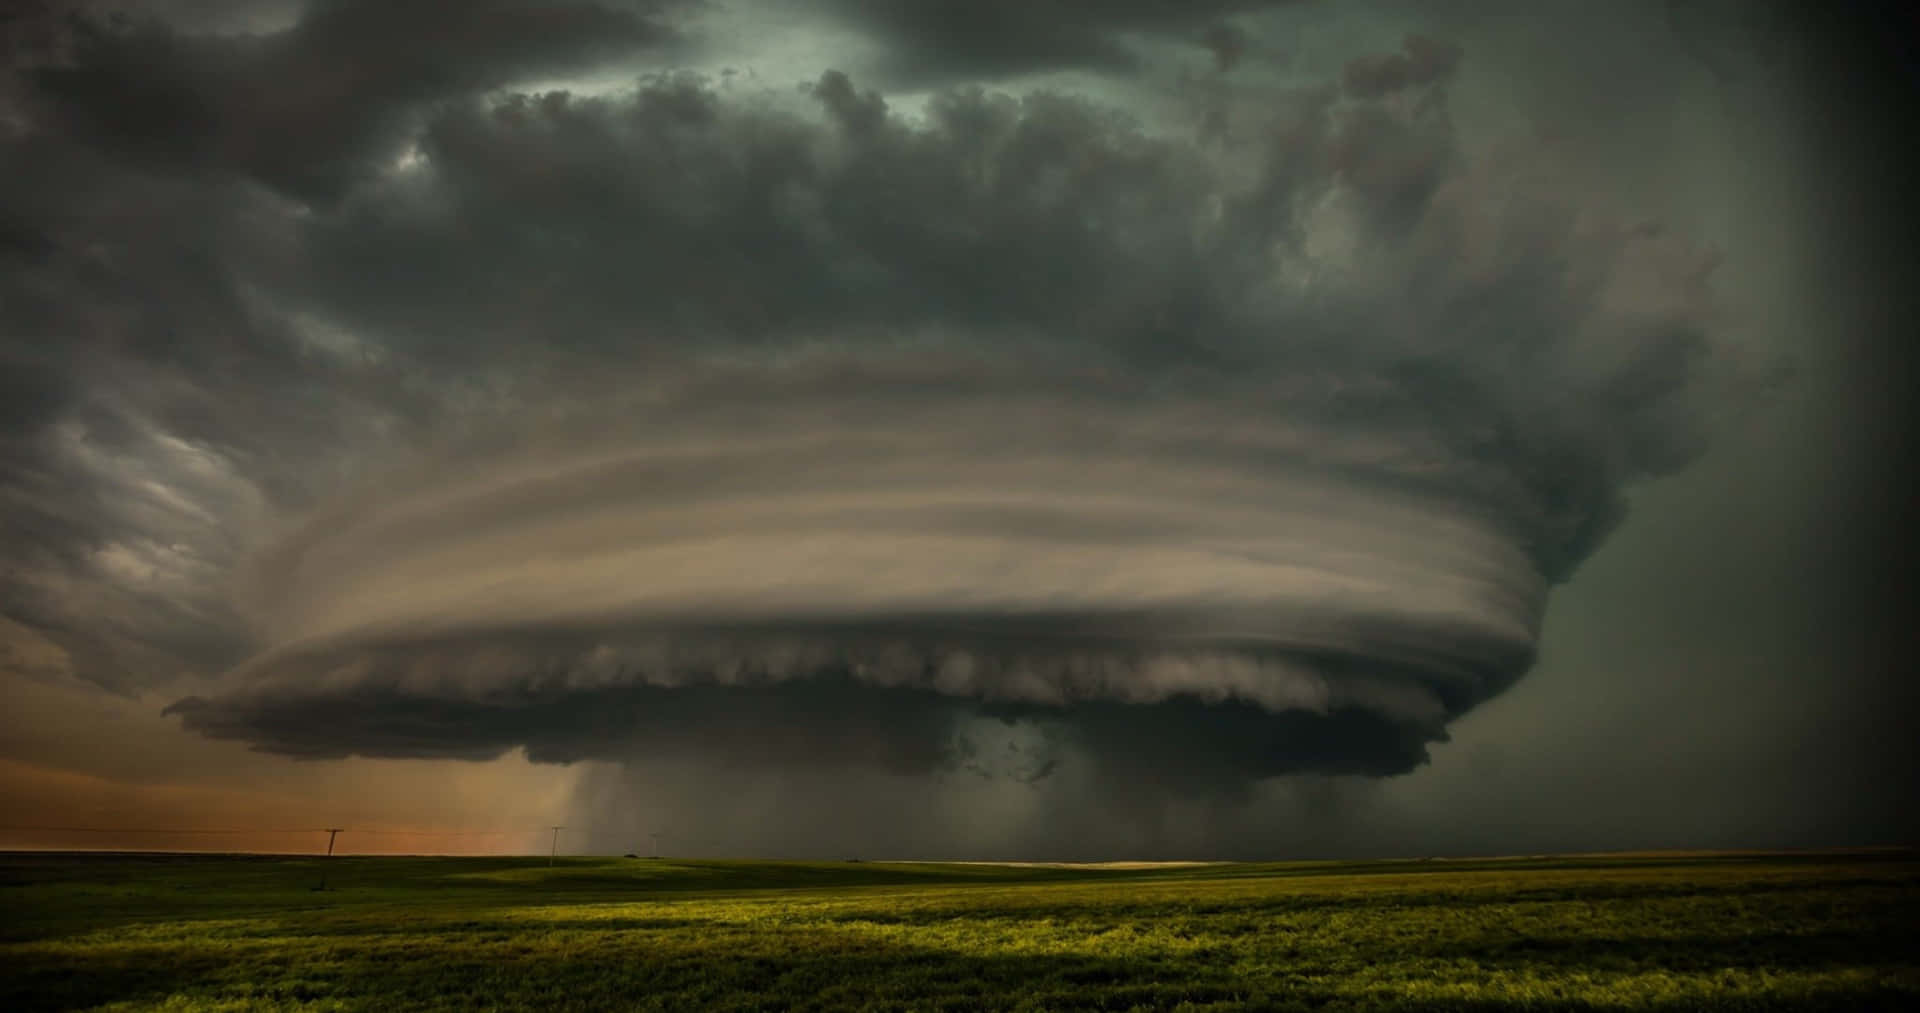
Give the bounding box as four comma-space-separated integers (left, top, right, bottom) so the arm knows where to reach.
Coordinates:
1, 849, 1915, 1010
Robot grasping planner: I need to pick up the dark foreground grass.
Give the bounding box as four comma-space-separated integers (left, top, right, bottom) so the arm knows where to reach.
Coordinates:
1, 849, 1915, 1011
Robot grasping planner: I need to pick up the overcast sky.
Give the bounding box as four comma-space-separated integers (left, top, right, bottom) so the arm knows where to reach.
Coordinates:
1, 0, 1913, 859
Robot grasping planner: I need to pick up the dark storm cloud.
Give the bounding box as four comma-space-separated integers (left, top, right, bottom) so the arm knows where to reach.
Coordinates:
0, 75, 437, 682
3, 2, 1727, 791
24, 0, 678, 201
1199, 22, 1253, 73
168, 674, 1435, 786
822, 1, 1301, 84
163, 358, 1543, 780
1341, 34, 1459, 99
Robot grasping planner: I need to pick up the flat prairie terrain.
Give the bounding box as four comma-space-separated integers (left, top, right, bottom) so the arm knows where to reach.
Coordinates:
1, 849, 1914, 1011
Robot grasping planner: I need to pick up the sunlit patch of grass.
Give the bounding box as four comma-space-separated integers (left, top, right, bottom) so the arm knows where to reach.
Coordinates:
2, 850, 1914, 1010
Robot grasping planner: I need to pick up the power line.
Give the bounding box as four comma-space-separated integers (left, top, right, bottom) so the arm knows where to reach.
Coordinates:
0, 823, 691, 840
0, 825, 330, 835
0, 825, 580, 836
326, 828, 530, 837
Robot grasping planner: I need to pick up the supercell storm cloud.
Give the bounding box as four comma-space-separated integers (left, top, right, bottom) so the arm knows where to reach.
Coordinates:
2, 2, 1723, 787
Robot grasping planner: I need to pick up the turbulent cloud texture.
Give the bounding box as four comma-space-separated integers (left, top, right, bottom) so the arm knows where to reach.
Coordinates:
820, 0, 1293, 83
5, 2, 1730, 794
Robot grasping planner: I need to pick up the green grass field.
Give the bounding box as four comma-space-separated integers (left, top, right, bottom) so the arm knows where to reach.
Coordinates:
2, 849, 1915, 1011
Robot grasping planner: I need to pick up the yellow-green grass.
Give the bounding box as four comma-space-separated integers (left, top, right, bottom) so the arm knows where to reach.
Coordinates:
2, 849, 1915, 1010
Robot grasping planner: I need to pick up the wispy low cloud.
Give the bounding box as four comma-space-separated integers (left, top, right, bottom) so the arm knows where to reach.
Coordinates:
7, 5, 1722, 792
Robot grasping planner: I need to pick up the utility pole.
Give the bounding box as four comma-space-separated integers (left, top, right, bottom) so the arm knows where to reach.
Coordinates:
649, 831, 661, 857
550, 826, 564, 867
316, 828, 343, 891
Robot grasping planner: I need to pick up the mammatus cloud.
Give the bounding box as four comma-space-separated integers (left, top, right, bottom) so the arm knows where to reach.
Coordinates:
5, 4, 1723, 791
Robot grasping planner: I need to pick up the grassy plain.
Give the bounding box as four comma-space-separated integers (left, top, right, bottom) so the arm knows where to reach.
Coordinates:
1, 849, 1915, 1011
